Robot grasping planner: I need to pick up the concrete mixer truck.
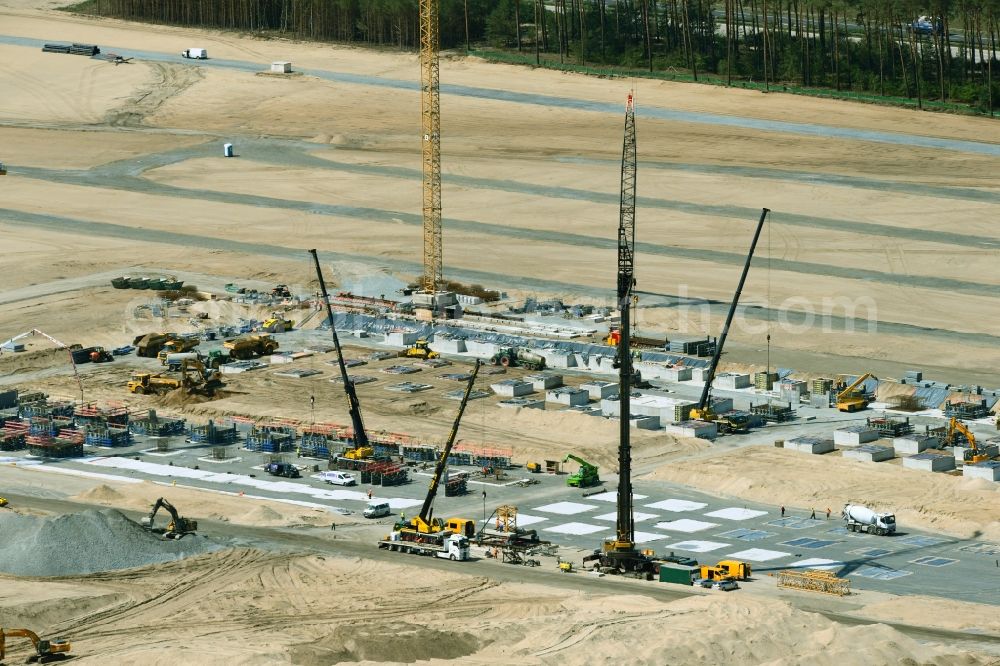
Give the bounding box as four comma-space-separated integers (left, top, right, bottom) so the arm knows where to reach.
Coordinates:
842, 503, 896, 536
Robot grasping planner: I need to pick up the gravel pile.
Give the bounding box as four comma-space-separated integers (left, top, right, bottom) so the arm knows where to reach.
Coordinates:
0, 509, 219, 576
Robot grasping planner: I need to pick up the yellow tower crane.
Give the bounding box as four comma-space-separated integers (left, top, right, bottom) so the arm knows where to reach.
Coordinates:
420, 0, 442, 294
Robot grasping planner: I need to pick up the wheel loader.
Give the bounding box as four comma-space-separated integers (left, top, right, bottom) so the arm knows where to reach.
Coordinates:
398, 339, 439, 360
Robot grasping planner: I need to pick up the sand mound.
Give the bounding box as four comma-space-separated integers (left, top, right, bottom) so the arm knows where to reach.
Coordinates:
242, 505, 285, 523
0, 509, 219, 576
289, 623, 482, 665
76, 484, 126, 502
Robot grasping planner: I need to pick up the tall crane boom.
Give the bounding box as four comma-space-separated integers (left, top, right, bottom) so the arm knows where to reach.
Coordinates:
309, 249, 369, 448
693, 207, 770, 419
413, 360, 481, 532
419, 0, 442, 293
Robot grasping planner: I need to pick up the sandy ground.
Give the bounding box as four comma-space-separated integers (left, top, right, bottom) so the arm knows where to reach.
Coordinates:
643, 445, 1000, 541
0, 544, 991, 665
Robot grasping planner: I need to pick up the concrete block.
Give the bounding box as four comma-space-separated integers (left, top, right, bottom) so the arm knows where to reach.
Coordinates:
540, 349, 576, 368
434, 337, 467, 353
963, 461, 1000, 482
525, 373, 563, 390
491, 380, 533, 397
573, 352, 588, 368
546, 387, 590, 406
785, 436, 835, 454
385, 330, 420, 346
843, 445, 894, 463
580, 381, 617, 400
715, 373, 751, 390
631, 415, 661, 430
834, 426, 879, 447
903, 453, 956, 473
465, 340, 499, 356
587, 355, 616, 372
810, 393, 833, 408
893, 434, 940, 455
664, 420, 717, 440
689, 367, 709, 382
779, 380, 808, 396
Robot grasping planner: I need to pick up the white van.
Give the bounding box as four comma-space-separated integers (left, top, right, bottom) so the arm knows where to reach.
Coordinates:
318, 471, 356, 486
364, 501, 391, 519
182, 48, 208, 59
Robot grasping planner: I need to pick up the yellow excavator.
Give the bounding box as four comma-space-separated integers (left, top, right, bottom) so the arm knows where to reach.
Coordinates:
946, 417, 991, 464
140, 497, 198, 539
835, 373, 876, 412
0, 627, 71, 663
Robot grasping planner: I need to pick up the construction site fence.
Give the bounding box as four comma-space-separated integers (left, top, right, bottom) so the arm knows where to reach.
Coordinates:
776, 569, 850, 596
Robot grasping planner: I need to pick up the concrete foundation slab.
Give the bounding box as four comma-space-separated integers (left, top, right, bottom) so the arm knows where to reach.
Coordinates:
433, 338, 467, 353
903, 453, 956, 473
580, 381, 617, 400
843, 445, 895, 463
716, 373, 751, 390
785, 436, 835, 454
664, 420, 717, 440
963, 461, 1000, 481
631, 415, 661, 430
893, 434, 941, 455
546, 387, 590, 406
539, 350, 576, 368
525, 373, 563, 390
834, 426, 879, 447
384, 330, 420, 346
491, 380, 533, 397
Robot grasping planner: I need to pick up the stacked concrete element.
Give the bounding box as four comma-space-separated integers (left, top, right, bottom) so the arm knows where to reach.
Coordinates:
893, 434, 941, 455
716, 373, 751, 390
903, 452, 956, 473
537, 349, 576, 368
384, 330, 421, 346
963, 461, 1000, 482
525, 373, 563, 390
491, 379, 533, 397
843, 445, 895, 463
496, 397, 544, 409
546, 387, 589, 406
433, 335, 467, 354
633, 361, 691, 382
580, 381, 617, 400
833, 425, 879, 447
784, 436, 835, 454
664, 420, 717, 439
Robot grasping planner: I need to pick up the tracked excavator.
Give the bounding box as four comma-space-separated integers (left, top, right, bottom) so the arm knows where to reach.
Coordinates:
141, 497, 198, 539
0, 627, 71, 663
946, 417, 992, 464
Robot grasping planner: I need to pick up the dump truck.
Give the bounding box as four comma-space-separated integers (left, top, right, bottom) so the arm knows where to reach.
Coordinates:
127, 372, 182, 395
489, 346, 545, 370
224, 334, 278, 360
133, 332, 177, 358
843, 503, 896, 535
161, 337, 200, 355
563, 454, 600, 488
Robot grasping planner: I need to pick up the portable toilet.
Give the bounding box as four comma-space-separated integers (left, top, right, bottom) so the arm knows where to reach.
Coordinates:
223, 143, 234, 157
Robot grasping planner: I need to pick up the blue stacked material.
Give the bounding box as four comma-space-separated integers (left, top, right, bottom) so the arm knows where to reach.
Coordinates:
84, 426, 132, 447
130, 416, 185, 436
245, 425, 296, 453
401, 445, 437, 462
188, 420, 239, 445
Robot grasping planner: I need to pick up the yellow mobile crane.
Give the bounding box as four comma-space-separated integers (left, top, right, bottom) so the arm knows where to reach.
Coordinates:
835, 373, 876, 412
946, 417, 991, 464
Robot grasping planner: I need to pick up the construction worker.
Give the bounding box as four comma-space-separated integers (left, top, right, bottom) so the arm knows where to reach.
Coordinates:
826, 507, 831, 520
780, 506, 785, 517
367, 488, 373, 500
810, 508, 816, 520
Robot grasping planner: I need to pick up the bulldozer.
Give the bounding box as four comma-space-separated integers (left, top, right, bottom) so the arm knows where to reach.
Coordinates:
141, 497, 197, 539
224, 334, 279, 360
261, 317, 294, 333
398, 339, 439, 360
127, 372, 182, 395
0, 627, 71, 663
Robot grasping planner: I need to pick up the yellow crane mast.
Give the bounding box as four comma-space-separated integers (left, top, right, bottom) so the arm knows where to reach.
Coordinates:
420, 0, 442, 294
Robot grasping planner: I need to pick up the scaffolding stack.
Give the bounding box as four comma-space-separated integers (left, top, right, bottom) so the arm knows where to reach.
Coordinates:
84, 425, 132, 447
400, 443, 438, 462
299, 423, 346, 459
26, 429, 84, 458
358, 460, 408, 486
75, 402, 129, 428
0, 420, 28, 451
449, 443, 513, 469
944, 400, 989, 419
867, 416, 913, 437
188, 420, 239, 445
29, 416, 75, 437
749, 402, 795, 423
130, 411, 186, 436
245, 423, 297, 453
776, 569, 850, 596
